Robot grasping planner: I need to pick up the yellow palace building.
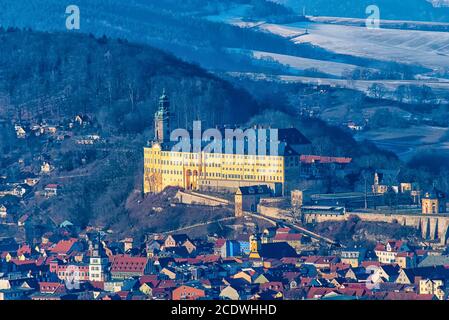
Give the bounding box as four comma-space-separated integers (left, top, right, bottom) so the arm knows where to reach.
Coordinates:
143, 92, 311, 196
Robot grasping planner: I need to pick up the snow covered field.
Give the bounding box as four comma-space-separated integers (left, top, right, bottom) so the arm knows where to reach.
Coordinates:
278, 75, 449, 92
354, 125, 449, 160
209, 7, 449, 100
251, 50, 368, 77
308, 16, 449, 27
257, 21, 449, 72
228, 72, 449, 96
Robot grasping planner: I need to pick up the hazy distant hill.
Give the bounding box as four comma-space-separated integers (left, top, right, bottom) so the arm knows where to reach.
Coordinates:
0, 0, 312, 72
274, 0, 449, 21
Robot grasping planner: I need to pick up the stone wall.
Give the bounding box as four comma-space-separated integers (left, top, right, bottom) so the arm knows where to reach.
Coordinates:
257, 204, 291, 220
303, 211, 449, 244
175, 191, 229, 207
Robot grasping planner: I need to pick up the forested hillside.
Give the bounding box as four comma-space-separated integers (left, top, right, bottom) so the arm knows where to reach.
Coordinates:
0, 0, 331, 73
0, 0, 426, 82
0, 29, 404, 237
0, 29, 261, 235
0, 28, 259, 131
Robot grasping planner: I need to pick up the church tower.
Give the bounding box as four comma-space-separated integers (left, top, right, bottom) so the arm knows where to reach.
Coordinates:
154, 90, 170, 143
249, 234, 262, 259
88, 237, 109, 282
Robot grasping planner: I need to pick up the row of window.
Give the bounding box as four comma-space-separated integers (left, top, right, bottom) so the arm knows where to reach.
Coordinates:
150, 151, 282, 160
145, 169, 283, 182
58, 271, 88, 277
144, 159, 282, 167
145, 168, 283, 176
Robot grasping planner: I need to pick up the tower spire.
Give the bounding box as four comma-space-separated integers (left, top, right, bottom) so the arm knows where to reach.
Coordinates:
155, 90, 170, 143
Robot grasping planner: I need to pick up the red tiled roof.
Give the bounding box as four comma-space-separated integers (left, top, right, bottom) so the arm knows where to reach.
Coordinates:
223, 257, 243, 264
375, 240, 405, 252
40, 242, 54, 251
361, 261, 381, 268
300, 155, 352, 164
304, 256, 338, 265
111, 255, 148, 273
307, 287, 334, 299
174, 257, 201, 265
273, 233, 303, 241
307, 286, 371, 299
141, 280, 159, 288
342, 283, 368, 289
385, 292, 434, 300
50, 238, 78, 254
260, 281, 284, 292
283, 271, 301, 281
374, 244, 385, 251
157, 280, 176, 289
45, 184, 59, 189
201, 279, 212, 287
338, 287, 371, 297
198, 255, 221, 263
35, 257, 46, 266
330, 262, 351, 272
89, 281, 105, 290
214, 239, 226, 248
39, 282, 65, 294
17, 244, 32, 256
276, 227, 292, 234
139, 275, 158, 285
117, 291, 130, 300
280, 257, 300, 265
10, 259, 37, 266
396, 252, 414, 258
300, 277, 315, 287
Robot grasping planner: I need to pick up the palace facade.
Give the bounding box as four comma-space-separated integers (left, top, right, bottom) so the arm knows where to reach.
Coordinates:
143, 93, 312, 196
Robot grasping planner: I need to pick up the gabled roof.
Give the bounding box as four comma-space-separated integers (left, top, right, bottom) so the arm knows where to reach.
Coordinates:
157, 279, 177, 289
139, 275, 159, 287
361, 261, 381, 268
380, 264, 400, 278
304, 255, 339, 265
50, 238, 78, 255
385, 292, 434, 300
214, 238, 226, 248
17, 244, 32, 257
260, 281, 284, 292
375, 240, 407, 252
237, 185, 271, 196
197, 255, 221, 264
164, 246, 190, 258
259, 242, 297, 259
401, 266, 449, 281
167, 234, 191, 244
273, 233, 303, 242
111, 255, 148, 273
418, 255, 449, 268
39, 282, 66, 294
276, 227, 292, 234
